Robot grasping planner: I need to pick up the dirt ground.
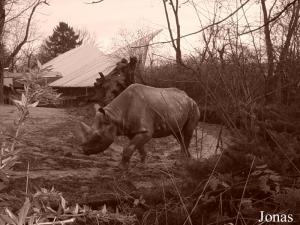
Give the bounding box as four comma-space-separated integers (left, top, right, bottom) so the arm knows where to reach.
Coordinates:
0, 105, 229, 210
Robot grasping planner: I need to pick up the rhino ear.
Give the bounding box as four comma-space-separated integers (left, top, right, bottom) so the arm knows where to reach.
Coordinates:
94, 104, 105, 115
94, 104, 101, 113
99, 108, 105, 115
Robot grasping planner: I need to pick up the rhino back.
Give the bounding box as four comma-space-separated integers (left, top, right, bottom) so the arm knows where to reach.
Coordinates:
104, 84, 195, 136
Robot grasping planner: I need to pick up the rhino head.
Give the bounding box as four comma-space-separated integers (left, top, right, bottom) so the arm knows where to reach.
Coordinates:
78, 104, 117, 155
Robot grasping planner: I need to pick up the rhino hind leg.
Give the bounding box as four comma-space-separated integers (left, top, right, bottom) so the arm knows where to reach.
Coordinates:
179, 120, 199, 158
182, 131, 193, 158
121, 132, 152, 167
175, 132, 192, 158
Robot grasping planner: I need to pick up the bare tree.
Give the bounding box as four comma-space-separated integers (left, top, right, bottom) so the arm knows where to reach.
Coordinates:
4, 1, 48, 67
0, 0, 48, 104
162, 0, 183, 65
261, 0, 300, 104
76, 27, 97, 45
0, 0, 5, 103
19, 40, 40, 71
111, 28, 161, 66
4, 18, 40, 71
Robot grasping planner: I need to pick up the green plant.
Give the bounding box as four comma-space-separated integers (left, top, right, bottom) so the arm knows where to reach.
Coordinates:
0, 92, 39, 185
0, 197, 30, 225
0, 70, 61, 186
0, 188, 137, 225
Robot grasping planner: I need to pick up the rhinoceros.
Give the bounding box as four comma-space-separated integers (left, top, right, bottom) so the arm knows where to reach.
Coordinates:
79, 83, 200, 168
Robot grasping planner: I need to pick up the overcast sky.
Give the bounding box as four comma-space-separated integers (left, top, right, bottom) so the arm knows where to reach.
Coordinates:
36, 0, 260, 55
38, 0, 173, 48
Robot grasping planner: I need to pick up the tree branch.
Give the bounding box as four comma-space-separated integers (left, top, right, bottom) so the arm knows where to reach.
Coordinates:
5, 0, 38, 24
132, 0, 250, 48
5, 0, 15, 19
5, 0, 48, 66
162, 0, 177, 50
268, 0, 278, 20
240, 0, 298, 35
279, 0, 300, 63
167, 0, 182, 64
85, 0, 104, 4
261, 0, 274, 78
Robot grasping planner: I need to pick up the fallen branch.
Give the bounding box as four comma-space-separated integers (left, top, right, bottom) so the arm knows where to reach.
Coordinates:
33, 218, 75, 225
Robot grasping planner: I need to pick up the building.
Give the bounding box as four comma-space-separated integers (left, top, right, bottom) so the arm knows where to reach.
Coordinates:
42, 30, 161, 104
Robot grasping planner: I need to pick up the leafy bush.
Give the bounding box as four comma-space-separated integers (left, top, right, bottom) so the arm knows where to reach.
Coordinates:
0, 70, 61, 190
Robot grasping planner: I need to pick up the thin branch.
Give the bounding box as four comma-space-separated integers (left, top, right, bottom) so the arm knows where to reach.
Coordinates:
240, 0, 298, 35
5, 0, 38, 24
33, 218, 75, 225
181, 0, 189, 6
152, 53, 176, 61
5, 0, 48, 66
169, 0, 177, 14
132, 0, 250, 48
278, 0, 300, 62
133, 0, 298, 48
190, 0, 216, 64
261, 0, 274, 79
268, 0, 278, 20
162, 0, 177, 50
183, 149, 225, 225
85, 0, 104, 4
240, 0, 264, 76
234, 156, 256, 225
5, 0, 15, 18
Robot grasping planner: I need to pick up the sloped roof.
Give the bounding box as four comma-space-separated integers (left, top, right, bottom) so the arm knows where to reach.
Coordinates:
39, 70, 62, 78
109, 29, 162, 66
44, 30, 161, 88
4, 71, 24, 78
43, 44, 121, 87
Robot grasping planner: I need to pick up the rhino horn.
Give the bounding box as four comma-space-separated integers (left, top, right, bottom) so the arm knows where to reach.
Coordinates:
79, 122, 93, 142
75, 127, 86, 143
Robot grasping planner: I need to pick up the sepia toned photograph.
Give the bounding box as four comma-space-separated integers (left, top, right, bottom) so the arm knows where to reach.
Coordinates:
0, 0, 299, 224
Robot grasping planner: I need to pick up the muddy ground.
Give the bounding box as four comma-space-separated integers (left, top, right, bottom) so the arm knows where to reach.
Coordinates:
0, 105, 229, 211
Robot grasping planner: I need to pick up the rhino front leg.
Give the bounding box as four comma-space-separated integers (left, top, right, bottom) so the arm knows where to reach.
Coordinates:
137, 146, 147, 163
120, 132, 152, 168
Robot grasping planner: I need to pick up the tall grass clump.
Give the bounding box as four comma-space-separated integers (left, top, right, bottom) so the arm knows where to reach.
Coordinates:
0, 69, 61, 205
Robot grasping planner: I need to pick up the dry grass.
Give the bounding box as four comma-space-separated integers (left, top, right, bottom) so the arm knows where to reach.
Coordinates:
134, 57, 300, 224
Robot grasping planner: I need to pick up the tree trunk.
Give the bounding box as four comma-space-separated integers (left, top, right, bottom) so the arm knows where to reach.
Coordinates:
0, 52, 4, 104
162, 0, 183, 65
27, 53, 33, 69
0, 0, 48, 104
173, 0, 183, 65
275, 0, 300, 104
261, 0, 276, 104
262, 0, 300, 104
0, 0, 5, 104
